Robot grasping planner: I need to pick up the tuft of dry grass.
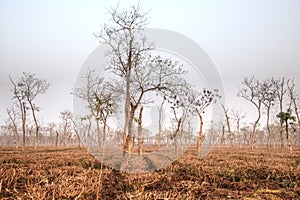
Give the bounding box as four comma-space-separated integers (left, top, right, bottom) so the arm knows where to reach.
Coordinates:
0, 146, 299, 199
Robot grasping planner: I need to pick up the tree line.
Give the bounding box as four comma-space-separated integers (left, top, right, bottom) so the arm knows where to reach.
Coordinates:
1, 4, 299, 155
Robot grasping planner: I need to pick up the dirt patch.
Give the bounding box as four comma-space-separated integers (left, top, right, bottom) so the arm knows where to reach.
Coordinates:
0, 146, 299, 199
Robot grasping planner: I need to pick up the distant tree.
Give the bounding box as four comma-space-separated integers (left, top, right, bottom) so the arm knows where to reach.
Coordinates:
157, 98, 166, 147
222, 104, 233, 147
287, 79, 300, 145
47, 122, 56, 146
230, 109, 246, 148
277, 77, 288, 148
276, 108, 296, 153
193, 89, 220, 153
238, 76, 263, 149
9, 76, 28, 147
60, 110, 73, 147
73, 69, 118, 150
6, 106, 20, 149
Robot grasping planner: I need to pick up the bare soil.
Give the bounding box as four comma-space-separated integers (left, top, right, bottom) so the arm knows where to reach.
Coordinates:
0, 146, 299, 199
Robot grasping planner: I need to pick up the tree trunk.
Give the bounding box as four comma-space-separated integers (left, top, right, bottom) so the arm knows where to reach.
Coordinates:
197, 113, 203, 153
55, 131, 59, 147
251, 108, 261, 150
27, 101, 40, 150
124, 106, 135, 155
22, 102, 27, 148
237, 119, 241, 148
285, 120, 293, 154
266, 107, 271, 150
96, 119, 101, 151
138, 106, 143, 156
173, 118, 182, 154
280, 121, 284, 148
158, 99, 165, 147
221, 125, 225, 147
222, 105, 233, 147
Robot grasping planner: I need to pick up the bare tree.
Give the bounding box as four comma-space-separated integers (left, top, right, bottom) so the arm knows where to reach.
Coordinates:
137, 106, 144, 155
192, 89, 220, 153
277, 77, 288, 148
222, 104, 233, 147
157, 98, 165, 147
69, 115, 83, 148
9, 76, 28, 148
60, 110, 74, 147
238, 76, 263, 149
122, 55, 189, 154
9, 73, 49, 149
74, 69, 118, 150
231, 109, 246, 148
287, 79, 300, 145
22, 73, 49, 149
261, 78, 279, 149
94, 4, 152, 149
47, 122, 56, 146
6, 106, 20, 149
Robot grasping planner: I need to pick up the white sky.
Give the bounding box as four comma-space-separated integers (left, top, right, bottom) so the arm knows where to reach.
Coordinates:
0, 0, 299, 125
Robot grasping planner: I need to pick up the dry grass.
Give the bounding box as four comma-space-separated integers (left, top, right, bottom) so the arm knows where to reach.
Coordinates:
0, 146, 299, 199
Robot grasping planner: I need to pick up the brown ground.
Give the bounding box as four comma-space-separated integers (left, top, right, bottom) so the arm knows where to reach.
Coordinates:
0, 146, 299, 199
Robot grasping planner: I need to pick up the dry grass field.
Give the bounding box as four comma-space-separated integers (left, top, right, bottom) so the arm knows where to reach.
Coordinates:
0, 146, 299, 199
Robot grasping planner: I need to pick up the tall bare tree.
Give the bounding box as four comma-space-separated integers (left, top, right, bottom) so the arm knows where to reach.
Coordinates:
9, 76, 28, 147
238, 76, 263, 149
261, 78, 279, 149
94, 4, 152, 149
277, 77, 287, 148
123, 55, 189, 154
9, 73, 49, 149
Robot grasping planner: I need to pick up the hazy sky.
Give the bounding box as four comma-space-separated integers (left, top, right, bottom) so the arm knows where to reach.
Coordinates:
0, 0, 299, 124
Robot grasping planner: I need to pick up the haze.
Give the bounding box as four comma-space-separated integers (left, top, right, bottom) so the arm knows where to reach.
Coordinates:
0, 0, 299, 124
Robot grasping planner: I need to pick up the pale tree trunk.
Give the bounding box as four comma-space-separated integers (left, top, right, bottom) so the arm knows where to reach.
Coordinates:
7, 108, 20, 150
251, 107, 261, 150
237, 119, 241, 148
96, 119, 101, 151
28, 101, 40, 150
197, 113, 203, 153
138, 106, 143, 156
68, 133, 72, 147
266, 107, 271, 150
123, 38, 133, 146
49, 127, 53, 146
22, 102, 27, 149
158, 99, 165, 147
173, 118, 182, 154
285, 121, 293, 154
222, 105, 233, 147
55, 131, 59, 147
124, 106, 135, 155
278, 79, 285, 148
